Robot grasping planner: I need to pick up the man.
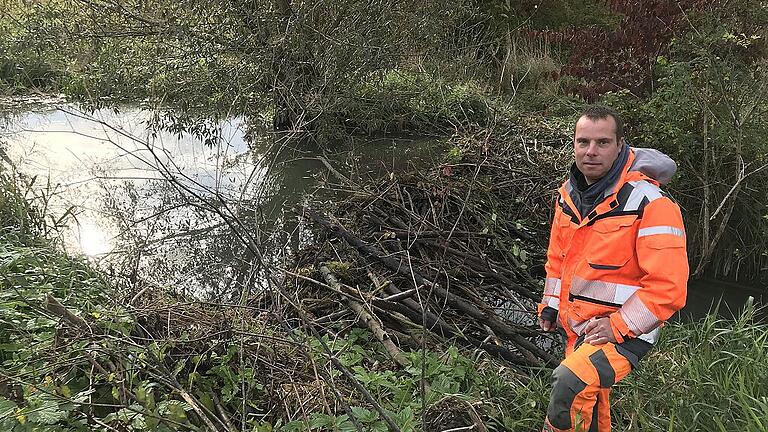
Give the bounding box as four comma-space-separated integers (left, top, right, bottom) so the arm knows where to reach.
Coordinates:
539, 105, 688, 431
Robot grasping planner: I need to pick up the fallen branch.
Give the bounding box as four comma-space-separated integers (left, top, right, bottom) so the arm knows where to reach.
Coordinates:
320, 266, 409, 367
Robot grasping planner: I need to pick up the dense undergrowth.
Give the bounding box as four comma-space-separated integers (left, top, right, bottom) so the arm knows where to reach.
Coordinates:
0, 161, 552, 430
613, 305, 768, 431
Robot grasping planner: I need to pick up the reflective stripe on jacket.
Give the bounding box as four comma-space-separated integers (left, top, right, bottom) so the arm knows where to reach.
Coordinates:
539, 149, 688, 345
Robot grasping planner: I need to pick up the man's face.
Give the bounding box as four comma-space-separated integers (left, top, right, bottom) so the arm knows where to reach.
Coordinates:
573, 116, 625, 184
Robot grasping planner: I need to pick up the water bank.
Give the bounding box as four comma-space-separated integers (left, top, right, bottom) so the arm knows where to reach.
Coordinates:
682, 277, 767, 321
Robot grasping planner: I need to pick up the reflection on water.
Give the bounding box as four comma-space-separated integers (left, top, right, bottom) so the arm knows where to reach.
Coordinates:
77, 221, 112, 256
3, 106, 252, 256
1, 103, 444, 298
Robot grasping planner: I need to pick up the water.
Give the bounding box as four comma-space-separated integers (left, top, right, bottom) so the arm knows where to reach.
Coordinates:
682, 277, 767, 321
1, 102, 444, 297
3, 106, 253, 259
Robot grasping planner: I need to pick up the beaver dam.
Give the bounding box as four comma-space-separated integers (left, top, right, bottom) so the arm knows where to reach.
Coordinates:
6, 106, 768, 431
294, 144, 567, 369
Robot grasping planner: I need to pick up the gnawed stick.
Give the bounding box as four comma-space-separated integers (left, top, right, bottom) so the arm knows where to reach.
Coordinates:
43, 294, 90, 332
212, 393, 237, 432
348, 299, 409, 367
319, 266, 409, 367
313, 309, 351, 324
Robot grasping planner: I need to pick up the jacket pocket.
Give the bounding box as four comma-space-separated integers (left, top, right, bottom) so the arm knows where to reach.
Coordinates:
588, 262, 622, 270
566, 298, 620, 333
569, 293, 623, 309
556, 211, 576, 248
587, 215, 637, 268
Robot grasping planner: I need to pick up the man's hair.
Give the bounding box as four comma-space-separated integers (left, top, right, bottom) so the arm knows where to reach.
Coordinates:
578, 105, 624, 141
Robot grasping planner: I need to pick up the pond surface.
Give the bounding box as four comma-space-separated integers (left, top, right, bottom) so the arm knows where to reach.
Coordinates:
1, 101, 445, 296
682, 277, 767, 321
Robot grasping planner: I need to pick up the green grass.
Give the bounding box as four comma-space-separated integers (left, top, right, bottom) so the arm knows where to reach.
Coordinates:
613, 302, 768, 431
269, 304, 768, 432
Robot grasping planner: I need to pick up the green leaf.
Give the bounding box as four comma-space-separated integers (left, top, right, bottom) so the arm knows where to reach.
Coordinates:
0, 397, 17, 418
281, 419, 308, 432
27, 397, 69, 425
145, 412, 160, 429
338, 417, 357, 432
350, 406, 378, 423
309, 413, 335, 429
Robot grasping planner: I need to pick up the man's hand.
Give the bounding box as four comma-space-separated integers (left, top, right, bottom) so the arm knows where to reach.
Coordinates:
539, 317, 555, 332
583, 317, 616, 345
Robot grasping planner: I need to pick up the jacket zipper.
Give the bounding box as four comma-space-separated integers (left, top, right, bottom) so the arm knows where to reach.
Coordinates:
568, 293, 622, 308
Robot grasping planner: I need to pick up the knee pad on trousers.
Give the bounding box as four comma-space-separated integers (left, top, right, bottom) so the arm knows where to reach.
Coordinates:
546, 364, 587, 430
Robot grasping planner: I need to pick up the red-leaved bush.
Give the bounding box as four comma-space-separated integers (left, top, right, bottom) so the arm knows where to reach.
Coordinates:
540, 0, 714, 101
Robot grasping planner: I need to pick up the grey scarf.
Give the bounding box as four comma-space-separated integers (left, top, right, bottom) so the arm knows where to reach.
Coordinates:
568, 144, 629, 219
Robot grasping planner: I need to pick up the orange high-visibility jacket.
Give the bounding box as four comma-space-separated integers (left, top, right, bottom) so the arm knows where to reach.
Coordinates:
539, 148, 688, 346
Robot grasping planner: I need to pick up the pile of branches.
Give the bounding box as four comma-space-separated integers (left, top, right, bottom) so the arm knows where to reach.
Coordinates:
291, 131, 571, 369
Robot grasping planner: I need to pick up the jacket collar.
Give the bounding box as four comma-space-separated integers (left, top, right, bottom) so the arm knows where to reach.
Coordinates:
560, 149, 644, 226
